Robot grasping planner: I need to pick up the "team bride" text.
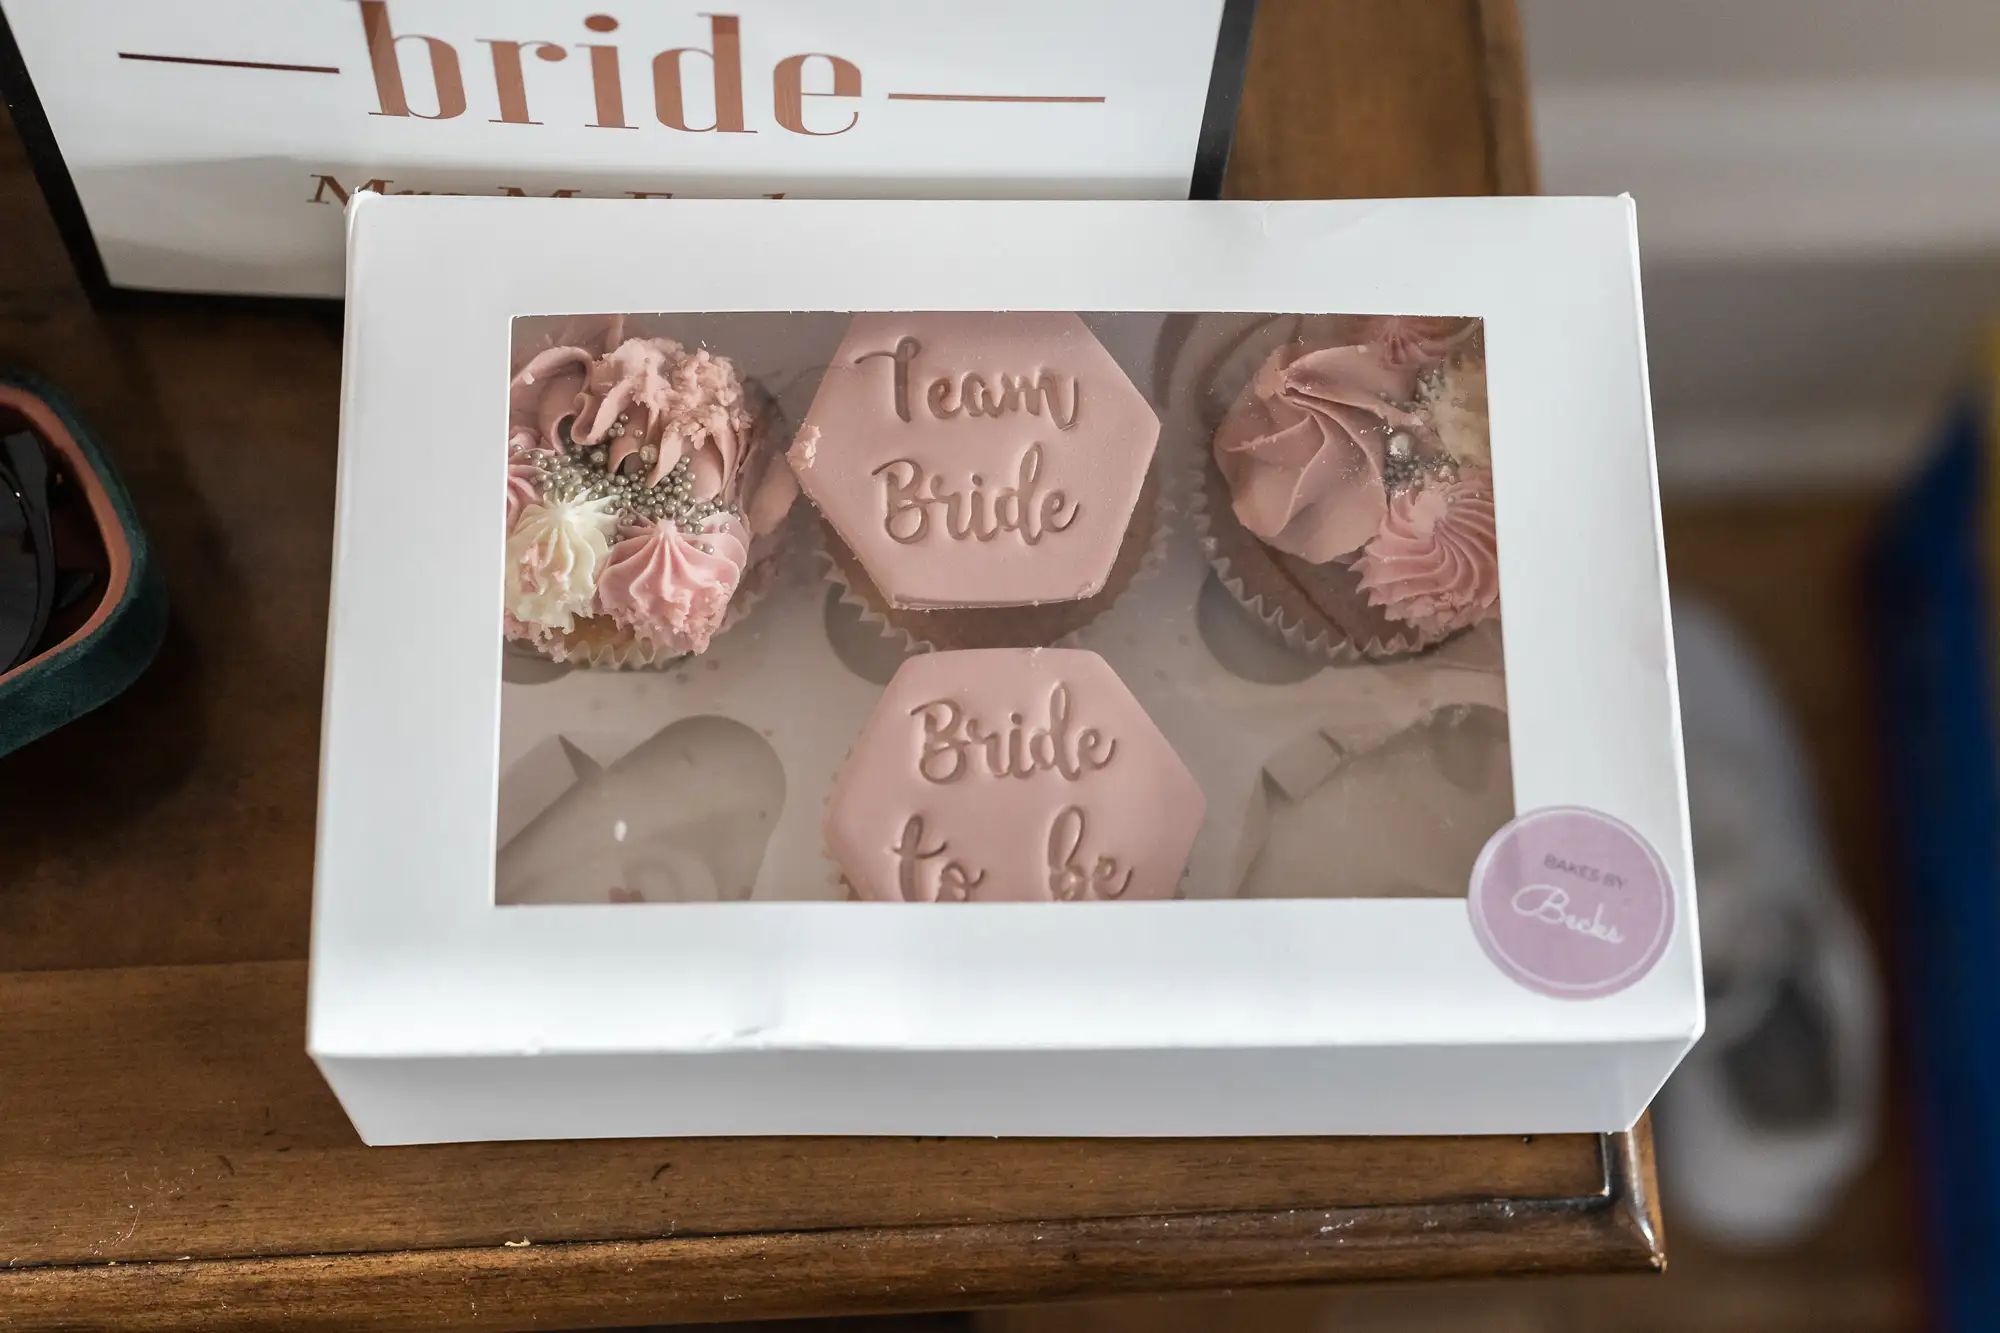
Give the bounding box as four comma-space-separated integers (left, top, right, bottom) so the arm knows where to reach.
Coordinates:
856, 336, 1081, 429
871, 443, 1078, 546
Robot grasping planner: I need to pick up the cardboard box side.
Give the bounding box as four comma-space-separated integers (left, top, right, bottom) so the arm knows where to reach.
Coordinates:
315, 1037, 1696, 1144
1617, 192, 1708, 1054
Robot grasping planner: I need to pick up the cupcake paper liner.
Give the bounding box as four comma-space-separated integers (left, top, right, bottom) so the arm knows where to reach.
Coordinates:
1187, 450, 1441, 664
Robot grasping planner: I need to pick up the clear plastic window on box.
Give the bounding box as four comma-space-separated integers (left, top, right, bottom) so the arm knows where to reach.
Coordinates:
497, 310, 1509, 904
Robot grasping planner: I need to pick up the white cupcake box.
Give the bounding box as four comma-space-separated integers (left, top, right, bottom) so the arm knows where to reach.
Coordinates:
314, 195, 1701, 1143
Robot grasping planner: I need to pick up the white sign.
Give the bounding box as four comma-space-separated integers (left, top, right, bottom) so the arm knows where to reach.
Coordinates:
1, 0, 1237, 297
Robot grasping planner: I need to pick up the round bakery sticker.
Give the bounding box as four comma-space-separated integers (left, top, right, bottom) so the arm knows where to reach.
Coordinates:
1468, 807, 1675, 999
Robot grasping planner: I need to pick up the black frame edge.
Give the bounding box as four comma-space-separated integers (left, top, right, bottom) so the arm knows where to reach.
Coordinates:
0, 1, 115, 306
1189, 0, 1258, 200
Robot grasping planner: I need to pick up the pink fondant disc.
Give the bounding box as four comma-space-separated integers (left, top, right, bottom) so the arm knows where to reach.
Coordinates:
1468, 806, 1675, 999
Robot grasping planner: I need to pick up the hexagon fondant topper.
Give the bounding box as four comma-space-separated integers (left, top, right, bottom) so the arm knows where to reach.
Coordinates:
792, 312, 1161, 609
825, 649, 1205, 902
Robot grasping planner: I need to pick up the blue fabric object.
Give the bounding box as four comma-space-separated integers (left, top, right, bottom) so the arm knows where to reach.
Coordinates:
1871, 394, 2000, 1331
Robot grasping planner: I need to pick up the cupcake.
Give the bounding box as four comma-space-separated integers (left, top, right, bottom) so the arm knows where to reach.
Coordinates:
1202, 317, 1498, 658
504, 321, 798, 665
789, 312, 1161, 650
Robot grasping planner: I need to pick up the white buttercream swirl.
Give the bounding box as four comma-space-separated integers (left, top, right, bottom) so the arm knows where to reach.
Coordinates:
505, 495, 617, 634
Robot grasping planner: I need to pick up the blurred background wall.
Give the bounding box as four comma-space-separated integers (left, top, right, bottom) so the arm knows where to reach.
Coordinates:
1527, 0, 2000, 495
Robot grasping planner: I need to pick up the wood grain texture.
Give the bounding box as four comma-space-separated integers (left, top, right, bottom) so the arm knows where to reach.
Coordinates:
0, 962, 1610, 1268
1225, 0, 1532, 199
0, 957, 1654, 1324
0, 3, 1639, 1329
1476, 0, 1540, 195
0, 1186, 1655, 1333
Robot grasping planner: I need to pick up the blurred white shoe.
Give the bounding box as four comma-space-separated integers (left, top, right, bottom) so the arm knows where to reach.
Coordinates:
1658, 597, 1883, 1247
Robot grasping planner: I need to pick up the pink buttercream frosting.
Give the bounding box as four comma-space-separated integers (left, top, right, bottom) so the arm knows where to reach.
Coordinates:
505, 455, 543, 529
510, 333, 796, 537
594, 516, 751, 657
1352, 467, 1499, 642
1213, 343, 1431, 563
511, 337, 750, 492
503, 326, 796, 660
740, 446, 799, 540
1347, 315, 1479, 371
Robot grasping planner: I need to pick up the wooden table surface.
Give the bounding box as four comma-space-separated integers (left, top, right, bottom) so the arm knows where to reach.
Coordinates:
0, 4, 1667, 1330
